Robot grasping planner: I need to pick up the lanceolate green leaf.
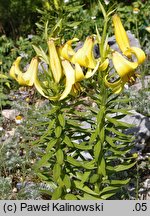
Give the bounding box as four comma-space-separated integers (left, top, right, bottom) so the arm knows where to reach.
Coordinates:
58, 113, 66, 127
73, 142, 92, 150
106, 116, 134, 128
77, 193, 101, 200
63, 135, 74, 147
74, 181, 99, 196
106, 136, 133, 149
52, 186, 62, 200
81, 171, 91, 183
106, 127, 131, 138
34, 152, 53, 170
98, 0, 106, 18
98, 157, 106, 176
46, 106, 59, 116
53, 163, 61, 181
90, 174, 99, 184
63, 175, 71, 189
107, 98, 131, 105
100, 186, 119, 194
101, 192, 117, 199
56, 149, 64, 165
89, 131, 98, 144
97, 106, 105, 123
46, 139, 58, 152
36, 172, 49, 181
65, 194, 77, 200
55, 126, 62, 138
107, 161, 136, 172
107, 108, 132, 115
110, 178, 131, 185
67, 156, 82, 167
94, 141, 102, 161
82, 160, 96, 170
109, 147, 131, 155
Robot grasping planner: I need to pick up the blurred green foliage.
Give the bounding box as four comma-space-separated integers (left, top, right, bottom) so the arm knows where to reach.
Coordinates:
0, 0, 42, 39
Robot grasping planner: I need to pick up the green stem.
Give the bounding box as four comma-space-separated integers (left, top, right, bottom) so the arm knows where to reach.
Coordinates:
100, 17, 108, 61
135, 162, 139, 199
95, 70, 108, 192
135, 16, 140, 43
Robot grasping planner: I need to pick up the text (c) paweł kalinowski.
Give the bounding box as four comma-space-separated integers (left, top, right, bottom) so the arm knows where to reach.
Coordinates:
20, 202, 103, 212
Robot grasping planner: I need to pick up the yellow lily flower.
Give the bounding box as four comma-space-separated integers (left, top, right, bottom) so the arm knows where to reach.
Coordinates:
9, 57, 30, 85
58, 38, 79, 61
59, 36, 97, 69
47, 38, 63, 83
10, 57, 55, 99
58, 36, 104, 80
105, 49, 145, 93
105, 14, 146, 93
112, 51, 138, 78
71, 36, 97, 69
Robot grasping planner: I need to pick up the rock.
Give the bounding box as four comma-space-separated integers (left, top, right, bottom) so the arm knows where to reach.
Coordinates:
122, 110, 150, 149
130, 75, 150, 91
5, 128, 16, 137
2, 109, 20, 120
139, 179, 150, 200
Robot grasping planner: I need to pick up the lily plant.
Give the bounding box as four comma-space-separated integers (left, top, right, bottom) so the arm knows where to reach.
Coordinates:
104, 14, 146, 93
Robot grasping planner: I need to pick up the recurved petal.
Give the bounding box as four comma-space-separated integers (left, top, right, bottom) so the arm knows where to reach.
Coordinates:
22, 57, 38, 86
99, 58, 109, 71
48, 39, 62, 83
85, 61, 100, 78
9, 57, 28, 85
112, 85, 124, 94
104, 75, 124, 94
32, 57, 58, 100
71, 36, 96, 69
58, 38, 78, 61
124, 47, 146, 65
9, 57, 22, 80
104, 74, 122, 88
112, 51, 138, 78
75, 63, 84, 81
59, 60, 75, 100
113, 14, 130, 56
